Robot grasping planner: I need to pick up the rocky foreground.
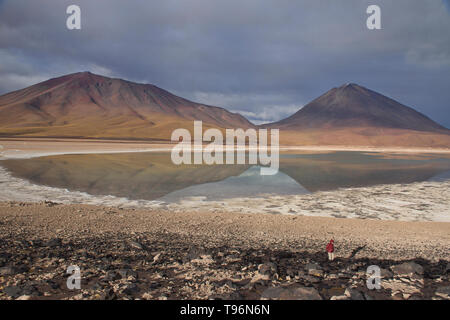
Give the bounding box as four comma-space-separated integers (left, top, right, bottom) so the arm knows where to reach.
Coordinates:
0, 201, 449, 300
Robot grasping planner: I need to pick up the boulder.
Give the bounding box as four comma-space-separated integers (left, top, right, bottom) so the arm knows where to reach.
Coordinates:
152, 253, 162, 264
44, 238, 62, 247
304, 262, 323, 277
380, 268, 393, 278
304, 263, 321, 271
128, 241, 144, 250
308, 269, 324, 277
383, 279, 423, 296
258, 262, 277, 276
103, 270, 121, 281
122, 283, 139, 295
261, 285, 322, 300
330, 295, 350, 300
0, 266, 17, 276
117, 269, 138, 279
435, 286, 450, 299
344, 288, 364, 300
3, 286, 22, 298
391, 262, 424, 276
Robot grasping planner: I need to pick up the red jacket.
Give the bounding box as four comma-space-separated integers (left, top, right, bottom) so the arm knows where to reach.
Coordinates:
326, 240, 334, 253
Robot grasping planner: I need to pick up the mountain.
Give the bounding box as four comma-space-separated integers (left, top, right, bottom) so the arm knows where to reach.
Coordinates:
0, 75, 449, 147
264, 83, 450, 147
0, 72, 253, 140
267, 83, 447, 132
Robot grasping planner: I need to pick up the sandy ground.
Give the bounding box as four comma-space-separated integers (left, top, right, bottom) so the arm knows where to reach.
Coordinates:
1, 202, 448, 261
0, 202, 449, 300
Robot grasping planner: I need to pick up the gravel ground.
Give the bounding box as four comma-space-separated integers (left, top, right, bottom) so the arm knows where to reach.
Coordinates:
0, 201, 449, 300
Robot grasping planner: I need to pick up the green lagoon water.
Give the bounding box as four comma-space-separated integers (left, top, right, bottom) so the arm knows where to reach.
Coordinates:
1, 151, 450, 202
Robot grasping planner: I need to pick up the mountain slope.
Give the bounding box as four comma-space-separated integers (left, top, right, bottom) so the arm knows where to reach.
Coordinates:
267, 83, 448, 132
263, 83, 450, 147
0, 72, 253, 140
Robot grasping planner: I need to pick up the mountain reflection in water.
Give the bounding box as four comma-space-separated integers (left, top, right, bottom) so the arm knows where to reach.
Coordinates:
2, 151, 450, 202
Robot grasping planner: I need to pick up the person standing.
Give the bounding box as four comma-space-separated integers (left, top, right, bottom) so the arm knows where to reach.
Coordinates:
326, 239, 335, 261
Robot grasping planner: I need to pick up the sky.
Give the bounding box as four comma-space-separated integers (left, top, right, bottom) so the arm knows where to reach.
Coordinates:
0, 0, 449, 126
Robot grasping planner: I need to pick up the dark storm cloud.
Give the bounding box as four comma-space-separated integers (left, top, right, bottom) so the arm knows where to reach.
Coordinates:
0, 0, 449, 126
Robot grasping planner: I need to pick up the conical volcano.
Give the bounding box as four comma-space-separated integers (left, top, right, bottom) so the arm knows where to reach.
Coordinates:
268, 83, 447, 132
263, 83, 450, 147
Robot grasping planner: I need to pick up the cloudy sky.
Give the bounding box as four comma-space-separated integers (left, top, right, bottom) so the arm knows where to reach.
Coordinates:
0, 0, 449, 126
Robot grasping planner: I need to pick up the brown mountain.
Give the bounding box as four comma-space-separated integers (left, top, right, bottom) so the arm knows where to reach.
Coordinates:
1, 75, 449, 147
0, 72, 253, 140
264, 83, 450, 147
268, 83, 447, 132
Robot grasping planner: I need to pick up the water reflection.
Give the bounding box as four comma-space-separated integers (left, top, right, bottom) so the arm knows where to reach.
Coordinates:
2, 151, 450, 201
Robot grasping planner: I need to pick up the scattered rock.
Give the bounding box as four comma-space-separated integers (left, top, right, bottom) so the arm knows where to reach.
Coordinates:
44, 201, 58, 207
330, 295, 350, 300
128, 241, 144, 250
305, 263, 321, 271
0, 266, 17, 276
191, 254, 215, 265
380, 268, 393, 278
46, 280, 60, 289
383, 279, 423, 297
45, 238, 62, 248
123, 283, 139, 295
258, 262, 277, 276
363, 293, 374, 300
149, 282, 162, 289
103, 271, 121, 282
118, 269, 137, 279
152, 253, 162, 264
261, 285, 322, 300
3, 286, 22, 298
286, 268, 296, 278
0, 204, 447, 301
308, 269, 324, 277
344, 288, 364, 300
435, 286, 450, 299
391, 262, 424, 276
183, 247, 206, 263
141, 292, 153, 300
304, 262, 324, 277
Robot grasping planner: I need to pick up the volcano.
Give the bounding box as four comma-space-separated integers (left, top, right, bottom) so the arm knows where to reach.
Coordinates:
0, 75, 449, 147
0, 72, 253, 140
263, 83, 450, 147
267, 83, 448, 132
